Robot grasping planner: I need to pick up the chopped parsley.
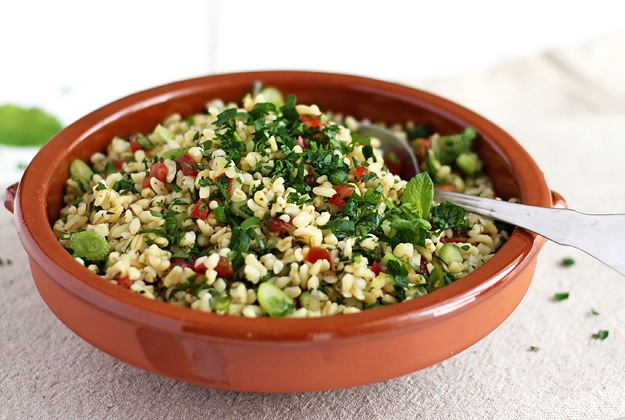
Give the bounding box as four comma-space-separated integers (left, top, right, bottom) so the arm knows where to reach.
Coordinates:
561, 257, 575, 267
592, 330, 609, 340
0, 258, 13, 266
553, 292, 570, 302
431, 201, 468, 232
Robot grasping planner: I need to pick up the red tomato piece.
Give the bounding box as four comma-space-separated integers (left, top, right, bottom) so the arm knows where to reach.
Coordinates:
213, 173, 233, 192
371, 261, 387, 276
440, 237, 464, 244
384, 151, 401, 175
215, 256, 233, 278
413, 138, 432, 163
296, 135, 308, 149
355, 166, 369, 180
436, 184, 457, 192
113, 159, 125, 171
171, 258, 194, 271
328, 185, 355, 207
266, 215, 293, 232
129, 135, 144, 152
300, 114, 323, 129
419, 258, 429, 275
116, 276, 132, 289
175, 153, 199, 177
142, 161, 169, 190
304, 174, 318, 188
307, 247, 333, 264
150, 161, 169, 183
190, 199, 210, 220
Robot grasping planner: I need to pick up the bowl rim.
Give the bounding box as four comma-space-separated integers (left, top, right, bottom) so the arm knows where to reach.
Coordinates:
14, 70, 550, 342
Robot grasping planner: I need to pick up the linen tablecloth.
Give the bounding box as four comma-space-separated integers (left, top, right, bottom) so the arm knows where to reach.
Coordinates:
2, 31, 625, 419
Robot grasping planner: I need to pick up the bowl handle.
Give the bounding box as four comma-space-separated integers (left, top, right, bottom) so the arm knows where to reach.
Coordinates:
550, 190, 567, 209
3, 182, 18, 214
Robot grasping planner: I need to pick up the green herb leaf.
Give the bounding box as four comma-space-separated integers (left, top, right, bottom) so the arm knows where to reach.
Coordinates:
592, 330, 609, 340
401, 172, 434, 219
431, 201, 468, 232
561, 257, 575, 267
553, 292, 570, 302
0, 104, 63, 146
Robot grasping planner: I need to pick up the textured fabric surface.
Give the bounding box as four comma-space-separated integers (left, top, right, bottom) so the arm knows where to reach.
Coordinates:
2, 31, 625, 420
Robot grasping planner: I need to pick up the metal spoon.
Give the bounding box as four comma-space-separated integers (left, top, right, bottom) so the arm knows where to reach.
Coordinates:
356, 123, 625, 277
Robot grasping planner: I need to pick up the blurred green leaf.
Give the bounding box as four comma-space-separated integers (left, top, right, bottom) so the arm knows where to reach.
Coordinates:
0, 104, 63, 146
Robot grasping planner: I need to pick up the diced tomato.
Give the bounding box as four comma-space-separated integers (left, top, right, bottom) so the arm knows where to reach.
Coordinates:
190, 199, 210, 219
171, 258, 195, 271
413, 138, 431, 163
300, 114, 323, 129
436, 184, 457, 192
371, 261, 387, 276
419, 258, 429, 275
175, 153, 199, 177
150, 161, 169, 183
129, 135, 145, 152
441, 237, 464, 244
328, 184, 355, 207
112, 159, 125, 171
213, 173, 233, 193
266, 215, 293, 232
142, 161, 169, 190
384, 151, 401, 175
215, 256, 233, 278
304, 174, 318, 188
296, 135, 308, 149
116, 275, 132, 289
307, 247, 333, 264
355, 166, 369, 180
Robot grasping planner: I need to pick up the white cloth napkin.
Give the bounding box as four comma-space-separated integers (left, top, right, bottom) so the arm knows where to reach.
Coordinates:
2, 31, 625, 420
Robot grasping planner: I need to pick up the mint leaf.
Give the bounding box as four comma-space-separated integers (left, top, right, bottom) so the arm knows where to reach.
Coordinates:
401, 172, 434, 219
0, 104, 63, 146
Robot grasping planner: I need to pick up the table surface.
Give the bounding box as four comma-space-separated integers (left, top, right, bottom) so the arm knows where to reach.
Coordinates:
2, 31, 625, 420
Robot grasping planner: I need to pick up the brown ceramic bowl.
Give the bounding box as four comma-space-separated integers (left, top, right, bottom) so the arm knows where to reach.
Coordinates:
5, 71, 563, 393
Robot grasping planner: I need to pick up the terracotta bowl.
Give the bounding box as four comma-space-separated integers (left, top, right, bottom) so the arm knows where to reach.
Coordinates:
4, 71, 563, 393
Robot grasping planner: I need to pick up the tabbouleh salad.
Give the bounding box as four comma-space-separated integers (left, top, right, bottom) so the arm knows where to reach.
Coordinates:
53, 86, 510, 318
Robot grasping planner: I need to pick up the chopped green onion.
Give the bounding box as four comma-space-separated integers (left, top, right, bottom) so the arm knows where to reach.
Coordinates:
154, 124, 174, 143
70, 231, 110, 261
162, 147, 189, 160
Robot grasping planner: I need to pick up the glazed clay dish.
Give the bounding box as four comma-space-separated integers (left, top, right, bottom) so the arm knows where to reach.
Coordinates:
5, 71, 563, 392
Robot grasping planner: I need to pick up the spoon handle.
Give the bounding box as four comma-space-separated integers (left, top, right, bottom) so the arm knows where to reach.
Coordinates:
435, 190, 625, 277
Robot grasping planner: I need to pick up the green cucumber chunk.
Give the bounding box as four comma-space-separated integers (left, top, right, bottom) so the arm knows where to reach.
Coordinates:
456, 152, 482, 176
69, 159, 94, 184
438, 243, 463, 266
260, 86, 285, 107
257, 282, 295, 317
